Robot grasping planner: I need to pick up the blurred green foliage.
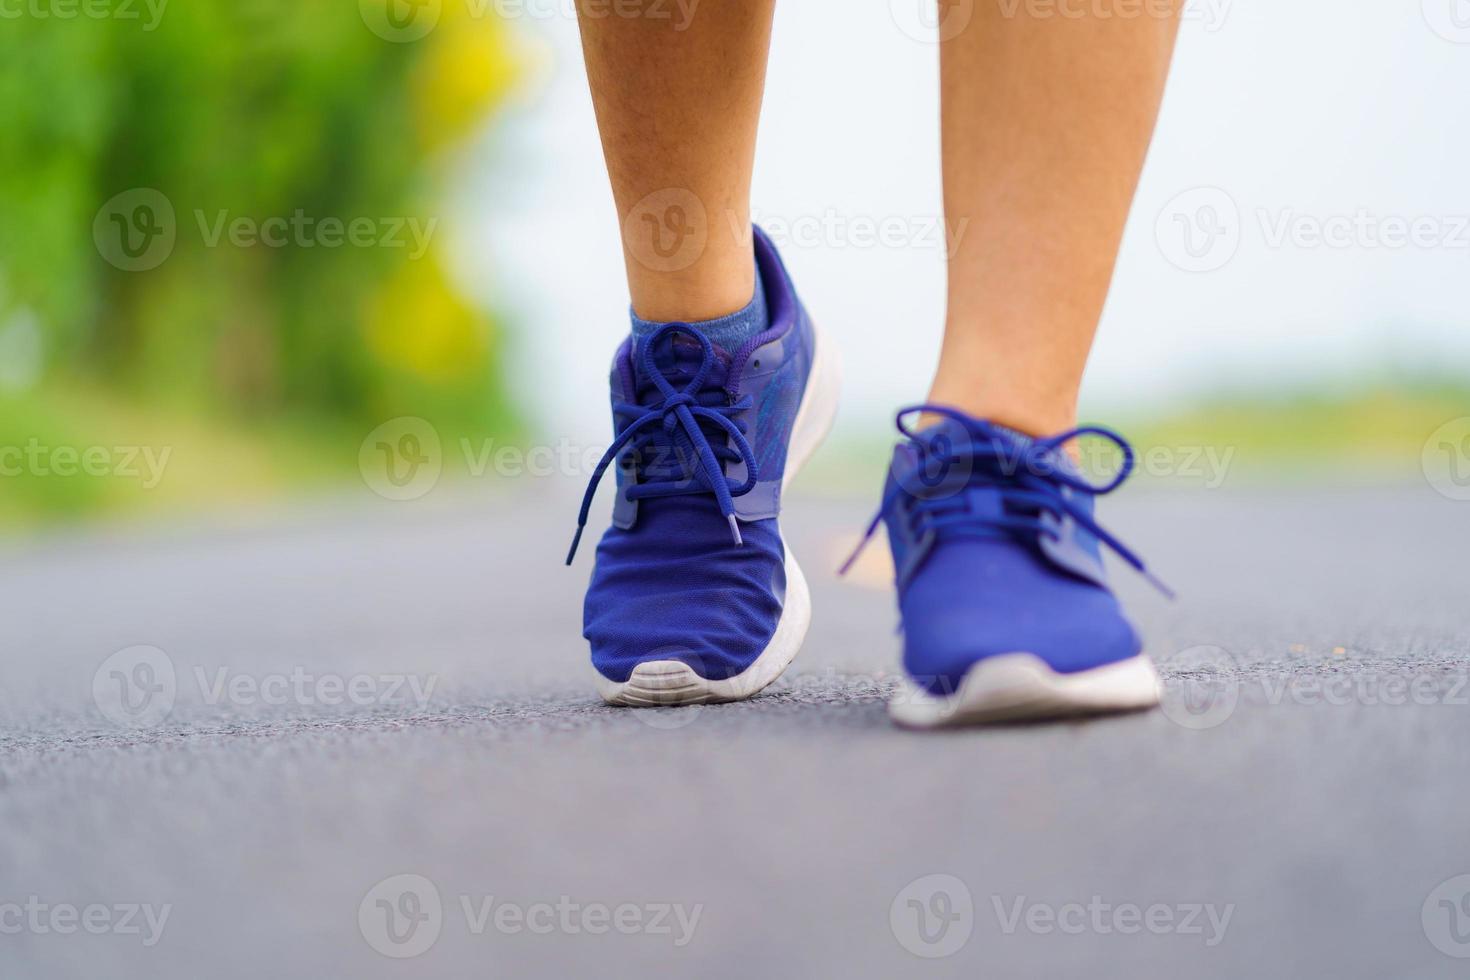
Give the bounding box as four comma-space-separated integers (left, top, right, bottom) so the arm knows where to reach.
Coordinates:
0, 0, 520, 523
1116, 375, 1470, 478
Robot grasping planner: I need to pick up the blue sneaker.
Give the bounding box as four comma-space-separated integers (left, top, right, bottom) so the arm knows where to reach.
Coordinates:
568, 227, 841, 705
845, 406, 1167, 727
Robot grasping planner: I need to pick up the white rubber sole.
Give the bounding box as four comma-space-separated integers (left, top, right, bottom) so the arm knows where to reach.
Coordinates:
887, 652, 1162, 729
597, 323, 843, 707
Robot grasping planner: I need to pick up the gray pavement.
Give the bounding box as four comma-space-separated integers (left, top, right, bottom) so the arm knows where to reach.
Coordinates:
2, 478, 1469, 978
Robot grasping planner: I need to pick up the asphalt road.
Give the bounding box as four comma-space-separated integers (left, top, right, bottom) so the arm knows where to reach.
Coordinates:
1, 478, 1468, 979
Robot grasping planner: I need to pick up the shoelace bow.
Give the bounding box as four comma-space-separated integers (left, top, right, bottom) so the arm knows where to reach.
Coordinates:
840, 405, 1173, 598
566, 323, 757, 565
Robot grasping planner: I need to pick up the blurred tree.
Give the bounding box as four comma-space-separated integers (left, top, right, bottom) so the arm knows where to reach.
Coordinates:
0, 0, 519, 434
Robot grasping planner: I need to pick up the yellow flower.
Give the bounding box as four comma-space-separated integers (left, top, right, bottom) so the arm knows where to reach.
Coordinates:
413, 4, 519, 149
365, 247, 490, 383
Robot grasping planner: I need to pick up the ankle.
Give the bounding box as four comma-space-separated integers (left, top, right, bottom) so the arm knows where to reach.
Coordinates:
923, 380, 1077, 439
624, 230, 757, 324
628, 271, 756, 324
630, 254, 768, 349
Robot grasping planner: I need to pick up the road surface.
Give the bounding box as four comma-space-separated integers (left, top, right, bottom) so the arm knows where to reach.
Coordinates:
1, 479, 1468, 978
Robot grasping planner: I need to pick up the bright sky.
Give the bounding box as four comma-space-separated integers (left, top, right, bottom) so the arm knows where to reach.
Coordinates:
461, 0, 1470, 445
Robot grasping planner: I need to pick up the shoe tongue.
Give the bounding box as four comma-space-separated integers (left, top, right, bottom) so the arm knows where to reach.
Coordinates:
637, 329, 731, 393
906, 417, 1028, 471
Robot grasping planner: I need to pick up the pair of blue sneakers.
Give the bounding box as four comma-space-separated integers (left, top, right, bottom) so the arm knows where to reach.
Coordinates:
567, 228, 1164, 727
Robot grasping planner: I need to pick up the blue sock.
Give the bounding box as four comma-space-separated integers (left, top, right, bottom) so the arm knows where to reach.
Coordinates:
630, 261, 768, 352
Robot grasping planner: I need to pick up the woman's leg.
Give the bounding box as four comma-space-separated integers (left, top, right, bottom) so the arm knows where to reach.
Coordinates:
575, 0, 776, 323
572, 2, 838, 707
876, 5, 1185, 729
929, 3, 1182, 435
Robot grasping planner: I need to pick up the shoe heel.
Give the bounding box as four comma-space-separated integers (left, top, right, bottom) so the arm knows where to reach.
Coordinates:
784, 322, 842, 488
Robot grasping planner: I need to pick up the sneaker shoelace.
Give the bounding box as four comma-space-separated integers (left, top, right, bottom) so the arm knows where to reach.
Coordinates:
566, 323, 758, 565
840, 405, 1172, 596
